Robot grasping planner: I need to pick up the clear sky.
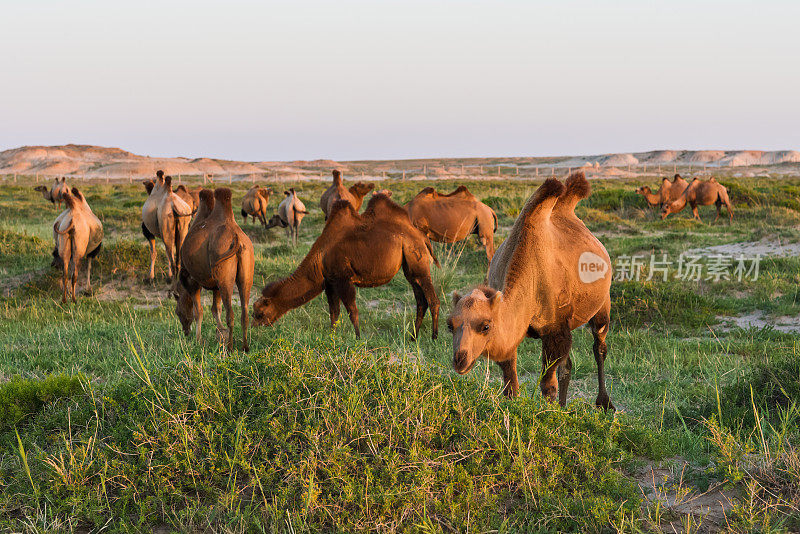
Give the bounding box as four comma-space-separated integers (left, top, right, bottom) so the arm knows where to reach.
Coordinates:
1, 0, 798, 161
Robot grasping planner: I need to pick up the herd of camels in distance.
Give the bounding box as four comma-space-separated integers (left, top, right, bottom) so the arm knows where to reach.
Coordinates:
35, 169, 734, 411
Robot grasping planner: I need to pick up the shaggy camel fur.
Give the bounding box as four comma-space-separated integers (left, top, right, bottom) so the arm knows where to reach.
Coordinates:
53, 187, 103, 303
636, 174, 689, 208
34, 177, 69, 209
265, 188, 309, 246
254, 194, 440, 339
319, 170, 374, 219
241, 185, 272, 226
448, 171, 614, 410
177, 188, 255, 351
661, 177, 733, 223
141, 170, 193, 288
406, 185, 498, 260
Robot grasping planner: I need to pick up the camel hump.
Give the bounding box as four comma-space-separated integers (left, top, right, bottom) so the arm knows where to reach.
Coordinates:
199, 189, 215, 210
673, 173, 682, 181
164, 175, 173, 191
662, 176, 671, 183
175, 184, 188, 194
70, 187, 85, 203
364, 193, 404, 218
156, 170, 164, 179
418, 186, 436, 197
709, 177, 717, 183
519, 178, 565, 222
62, 188, 79, 209
554, 171, 590, 213
332, 169, 343, 185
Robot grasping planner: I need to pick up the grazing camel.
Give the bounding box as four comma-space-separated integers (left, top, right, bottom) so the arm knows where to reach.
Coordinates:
319, 170, 374, 219
52, 187, 104, 303
241, 185, 272, 226
34, 177, 69, 209
636, 174, 689, 208
176, 188, 255, 351
661, 177, 733, 223
253, 193, 440, 339
141, 170, 194, 288
406, 185, 498, 260
447, 171, 614, 410
265, 188, 309, 246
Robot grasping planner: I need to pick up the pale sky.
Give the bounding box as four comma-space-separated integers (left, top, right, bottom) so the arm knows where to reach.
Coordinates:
1, 0, 798, 161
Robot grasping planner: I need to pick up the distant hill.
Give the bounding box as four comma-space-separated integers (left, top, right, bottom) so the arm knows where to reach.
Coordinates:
1, 144, 798, 180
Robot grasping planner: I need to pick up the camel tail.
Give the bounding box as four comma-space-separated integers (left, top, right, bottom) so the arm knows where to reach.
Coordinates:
213, 233, 241, 272
554, 171, 590, 213
425, 237, 441, 269
53, 220, 74, 235
491, 209, 498, 232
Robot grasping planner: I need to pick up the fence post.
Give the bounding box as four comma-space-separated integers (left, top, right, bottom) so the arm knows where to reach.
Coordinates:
402, 170, 406, 180
229, 173, 232, 184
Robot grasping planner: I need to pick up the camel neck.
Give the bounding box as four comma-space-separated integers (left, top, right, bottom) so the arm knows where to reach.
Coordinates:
275, 259, 325, 310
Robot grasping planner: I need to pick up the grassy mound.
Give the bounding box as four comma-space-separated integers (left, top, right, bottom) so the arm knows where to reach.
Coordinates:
1, 338, 664, 532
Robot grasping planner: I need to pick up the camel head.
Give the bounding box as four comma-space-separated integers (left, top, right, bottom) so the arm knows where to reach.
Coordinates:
636, 186, 651, 195
447, 287, 502, 375
142, 179, 155, 195
349, 182, 374, 199
252, 281, 288, 326
266, 214, 286, 229
34, 185, 48, 194
174, 271, 195, 337
661, 200, 679, 219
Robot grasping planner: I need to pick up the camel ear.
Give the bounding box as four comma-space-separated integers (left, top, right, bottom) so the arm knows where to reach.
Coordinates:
451, 291, 462, 307
489, 291, 503, 309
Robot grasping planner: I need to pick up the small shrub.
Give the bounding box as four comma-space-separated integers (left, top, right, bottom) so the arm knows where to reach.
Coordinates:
0, 374, 83, 430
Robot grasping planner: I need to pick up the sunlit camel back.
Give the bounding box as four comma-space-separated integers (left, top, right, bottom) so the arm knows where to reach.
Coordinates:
34, 177, 69, 209
636, 174, 689, 209
241, 185, 272, 226
175, 185, 201, 214
319, 170, 374, 219
406, 185, 498, 260
141, 170, 193, 290
254, 193, 440, 339
177, 188, 255, 352
52, 187, 103, 303
448, 171, 614, 410
266, 188, 309, 246
661, 177, 733, 223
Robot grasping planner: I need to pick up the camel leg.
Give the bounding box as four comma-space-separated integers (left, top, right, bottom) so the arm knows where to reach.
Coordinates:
540, 325, 572, 405
590, 310, 614, 411
690, 202, 701, 222
237, 274, 251, 354
497, 351, 519, 397
418, 275, 439, 340
211, 290, 225, 347
323, 280, 341, 328
726, 202, 733, 224
408, 281, 427, 340
60, 240, 71, 304
333, 279, 360, 338
192, 287, 203, 344
85, 257, 92, 291
221, 285, 235, 352
558, 355, 573, 407
70, 255, 81, 303
713, 199, 722, 224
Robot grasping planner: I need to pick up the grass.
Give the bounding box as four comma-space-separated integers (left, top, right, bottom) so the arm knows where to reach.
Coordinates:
0, 174, 799, 531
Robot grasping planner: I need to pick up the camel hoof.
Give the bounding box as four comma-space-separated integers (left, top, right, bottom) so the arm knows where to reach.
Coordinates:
596, 395, 615, 412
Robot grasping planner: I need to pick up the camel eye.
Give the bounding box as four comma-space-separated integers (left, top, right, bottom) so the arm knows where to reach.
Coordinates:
479, 322, 491, 333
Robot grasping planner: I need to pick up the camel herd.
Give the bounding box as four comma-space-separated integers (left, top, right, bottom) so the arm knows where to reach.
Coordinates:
33, 169, 736, 408
637, 174, 734, 223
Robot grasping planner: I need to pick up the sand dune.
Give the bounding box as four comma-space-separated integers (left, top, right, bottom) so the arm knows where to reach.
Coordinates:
1, 144, 798, 180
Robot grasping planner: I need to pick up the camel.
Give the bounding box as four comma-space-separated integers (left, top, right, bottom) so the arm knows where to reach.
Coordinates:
241, 185, 272, 226
141, 170, 194, 289
636, 174, 689, 208
661, 177, 733, 223
265, 188, 309, 246
447, 171, 614, 410
319, 170, 374, 219
34, 177, 69, 209
175, 185, 201, 214
176, 188, 255, 351
406, 185, 498, 260
253, 193, 440, 339
52, 187, 103, 303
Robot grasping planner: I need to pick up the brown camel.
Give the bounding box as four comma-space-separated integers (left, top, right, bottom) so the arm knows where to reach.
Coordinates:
253, 193, 440, 339
406, 185, 498, 260
636, 174, 689, 208
241, 185, 272, 226
265, 188, 309, 246
661, 177, 733, 223
34, 177, 69, 209
141, 170, 194, 288
52, 187, 104, 303
319, 170, 374, 219
175, 185, 201, 214
176, 188, 255, 352
447, 171, 614, 410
